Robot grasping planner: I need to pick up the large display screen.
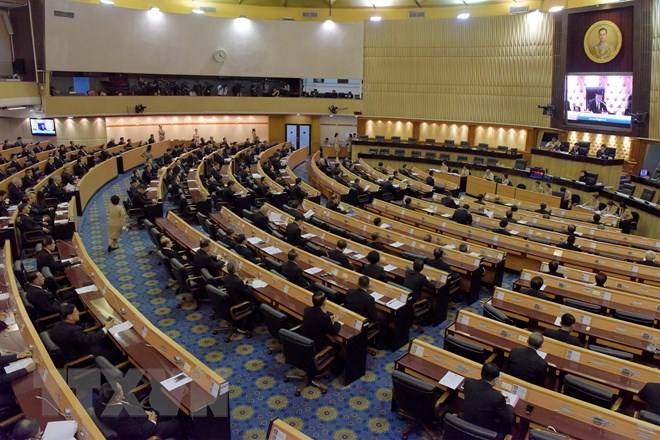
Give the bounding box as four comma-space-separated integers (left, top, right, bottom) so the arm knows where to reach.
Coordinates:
30, 118, 57, 136
565, 74, 632, 129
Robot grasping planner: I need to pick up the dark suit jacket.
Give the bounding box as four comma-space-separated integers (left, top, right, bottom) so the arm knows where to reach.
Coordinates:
345, 288, 378, 323
440, 196, 458, 209
425, 257, 452, 273
236, 244, 259, 264
252, 211, 269, 230
301, 306, 340, 352
404, 269, 434, 301
18, 214, 42, 232
192, 249, 224, 276
425, 176, 434, 186
638, 260, 660, 267
369, 241, 386, 252
50, 321, 107, 361
325, 201, 343, 213
493, 228, 512, 236
44, 163, 57, 174
26, 284, 60, 317
96, 403, 157, 440
161, 248, 180, 261
452, 208, 472, 225
640, 383, 660, 415
558, 242, 581, 252
8, 183, 24, 205
130, 192, 149, 209
463, 378, 513, 432
281, 261, 309, 287
381, 181, 396, 194
546, 270, 565, 278
223, 273, 253, 305
36, 249, 72, 274
290, 184, 307, 200
520, 287, 549, 301
543, 328, 580, 346
286, 222, 306, 246
327, 249, 354, 270
361, 263, 387, 283
507, 346, 547, 386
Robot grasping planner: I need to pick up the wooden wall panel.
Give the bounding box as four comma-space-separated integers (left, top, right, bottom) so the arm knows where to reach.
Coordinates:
650, 0, 660, 139
362, 14, 554, 127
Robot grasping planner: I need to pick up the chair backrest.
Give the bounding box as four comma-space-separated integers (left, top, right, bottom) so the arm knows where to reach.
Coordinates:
444, 334, 487, 363
382, 193, 394, 202
312, 281, 342, 305
640, 410, 660, 426
206, 285, 231, 321
368, 148, 378, 155
426, 139, 435, 145
528, 429, 570, 440
392, 370, 444, 425
348, 232, 368, 245
411, 151, 421, 158
147, 227, 162, 249
486, 158, 498, 167
304, 242, 323, 256
497, 145, 508, 152
613, 309, 654, 327
425, 152, 436, 160
460, 141, 470, 149
279, 328, 317, 372
562, 374, 616, 408
40, 331, 67, 367
408, 138, 417, 144
95, 356, 123, 382
311, 217, 327, 228
260, 304, 289, 339
13, 260, 27, 288
587, 344, 634, 361
200, 268, 217, 285
514, 159, 527, 170
473, 157, 484, 165
264, 257, 282, 272
563, 298, 603, 314
443, 413, 498, 440
439, 153, 451, 161
478, 143, 489, 151
169, 258, 188, 286
328, 225, 347, 237
395, 149, 405, 157
378, 148, 390, 155
640, 187, 656, 202
620, 183, 635, 196
457, 155, 468, 163
155, 251, 175, 279
391, 136, 401, 143
401, 251, 427, 262
87, 407, 120, 440
444, 140, 455, 147
483, 303, 516, 326
375, 135, 385, 142
142, 219, 155, 230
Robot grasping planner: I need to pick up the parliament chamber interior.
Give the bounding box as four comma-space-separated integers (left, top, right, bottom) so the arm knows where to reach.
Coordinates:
0, 0, 659, 439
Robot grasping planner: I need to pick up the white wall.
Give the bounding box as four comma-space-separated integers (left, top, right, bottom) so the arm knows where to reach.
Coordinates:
319, 115, 357, 145
45, 1, 363, 80
0, 12, 13, 77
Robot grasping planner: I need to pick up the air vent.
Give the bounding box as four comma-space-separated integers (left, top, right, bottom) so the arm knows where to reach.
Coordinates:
301, 11, 318, 18
408, 11, 425, 18
509, 5, 529, 14
53, 10, 74, 18
200, 6, 216, 12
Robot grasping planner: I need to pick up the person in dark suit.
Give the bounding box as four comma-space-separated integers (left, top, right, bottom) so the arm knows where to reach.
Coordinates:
520, 275, 548, 300
281, 250, 309, 288
588, 92, 607, 114
50, 303, 115, 361
594, 272, 607, 288
361, 250, 388, 283
639, 382, 660, 416
130, 184, 150, 209
381, 176, 397, 195
345, 276, 387, 346
545, 260, 564, 278
285, 213, 307, 247
301, 292, 341, 353
425, 170, 435, 187
398, 164, 410, 177
235, 234, 261, 264
192, 239, 225, 277
44, 156, 58, 175
289, 177, 308, 201
25, 271, 61, 317
558, 234, 581, 252
72, 158, 88, 178
252, 206, 270, 231
325, 193, 346, 214
8, 178, 25, 205
543, 313, 581, 346
452, 203, 473, 225
404, 259, 435, 302
17, 203, 49, 234
160, 237, 186, 261
220, 228, 238, 250
12, 418, 42, 440
223, 261, 256, 307
463, 363, 514, 436
439, 191, 458, 209
327, 240, 355, 270
95, 382, 182, 440
503, 210, 517, 224
45, 176, 67, 202
425, 248, 453, 273
222, 180, 239, 206
368, 232, 386, 251
535, 202, 551, 215
36, 236, 78, 275
0, 190, 8, 217
639, 250, 660, 267
506, 332, 548, 387
493, 219, 512, 236
0, 321, 36, 408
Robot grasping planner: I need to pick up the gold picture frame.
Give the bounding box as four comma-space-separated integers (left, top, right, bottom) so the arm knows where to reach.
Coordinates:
584, 20, 622, 64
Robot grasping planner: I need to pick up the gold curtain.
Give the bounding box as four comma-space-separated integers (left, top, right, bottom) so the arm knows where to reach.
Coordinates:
362, 14, 554, 127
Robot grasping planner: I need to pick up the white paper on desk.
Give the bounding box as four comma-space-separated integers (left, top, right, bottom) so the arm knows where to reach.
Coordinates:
109, 321, 134, 336
4, 358, 34, 374
383, 264, 397, 272
267, 212, 282, 223
390, 242, 404, 248
191, 247, 200, 253
64, 183, 76, 192
2, 316, 15, 326
517, 220, 528, 225
75, 285, 98, 295
423, 208, 435, 213
61, 257, 77, 264
146, 187, 157, 192
251, 173, 262, 179
301, 233, 316, 239
55, 210, 68, 215
536, 350, 548, 360
386, 298, 405, 310
441, 213, 452, 218
380, 223, 392, 230
161, 373, 192, 392
0, 293, 9, 302
303, 209, 315, 219
509, 230, 520, 235
42, 420, 77, 440
553, 316, 562, 326
54, 219, 69, 224
0, 217, 11, 221
304, 267, 323, 275
469, 252, 480, 257
484, 209, 494, 219
443, 244, 456, 250
246, 280, 267, 289
370, 292, 384, 301
439, 371, 464, 390
352, 253, 365, 260
247, 237, 263, 245
500, 390, 519, 407
262, 246, 282, 255
342, 248, 354, 255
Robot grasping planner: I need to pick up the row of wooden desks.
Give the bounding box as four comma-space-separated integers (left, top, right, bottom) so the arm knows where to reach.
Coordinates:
155, 212, 369, 384
57, 234, 230, 436
395, 339, 659, 440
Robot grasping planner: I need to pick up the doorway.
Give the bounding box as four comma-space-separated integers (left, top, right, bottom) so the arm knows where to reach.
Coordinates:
285, 124, 311, 152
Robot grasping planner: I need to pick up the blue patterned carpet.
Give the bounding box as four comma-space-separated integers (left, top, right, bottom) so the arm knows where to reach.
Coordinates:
77, 171, 518, 440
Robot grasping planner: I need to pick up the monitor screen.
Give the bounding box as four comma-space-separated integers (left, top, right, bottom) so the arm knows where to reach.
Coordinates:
30, 118, 56, 136
565, 74, 632, 130
531, 168, 546, 180
585, 172, 598, 185
640, 169, 648, 177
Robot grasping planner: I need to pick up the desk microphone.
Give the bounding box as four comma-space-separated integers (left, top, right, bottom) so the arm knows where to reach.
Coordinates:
108, 284, 127, 316
36, 396, 72, 420
56, 239, 78, 254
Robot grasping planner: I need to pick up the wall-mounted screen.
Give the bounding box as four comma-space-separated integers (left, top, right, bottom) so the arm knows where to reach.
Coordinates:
565, 74, 632, 129
30, 118, 57, 136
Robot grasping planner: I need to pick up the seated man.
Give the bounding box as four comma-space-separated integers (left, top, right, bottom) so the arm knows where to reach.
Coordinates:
361, 250, 388, 283
493, 219, 512, 236
558, 234, 581, 252
404, 259, 435, 303
639, 250, 659, 267
26, 272, 62, 317
425, 248, 453, 273
520, 276, 548, 300
192, 239, 225, 277
594, 272, 607, 288
285, 213, 307, 247
327, 240, 355, 270
346, 276, 388, 346
439, 191, 458, 209
281, 250, 309, 288
50, 303, 116, 361
506, 332, 548, 387
95, 381, 182, 440
301, 292, 341, 353
160, 237, 186, 261
252, 205, 270, 231
234, 234, 261, 264
368, 231, 386, 251
463, 363, 514, 437
451, 203, 472, 225
325, 193, 346, 213
223, 261, 257, 308
36, 236, 79, 275
535, 202, 551, 215
543, 313, 581, 346
12, 418, 41, 440
545, 260, 564, 278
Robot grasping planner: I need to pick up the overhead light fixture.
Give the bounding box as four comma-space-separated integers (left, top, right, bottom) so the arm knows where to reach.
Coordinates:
370, 15, 382, 22
100, 0, 114, 4
548, 6, 564, 12
528, 8, 541, 15
7, 106, 26, 110
149, 6, 160, 12
192, 8, 204, 14
457, 12, 470, 19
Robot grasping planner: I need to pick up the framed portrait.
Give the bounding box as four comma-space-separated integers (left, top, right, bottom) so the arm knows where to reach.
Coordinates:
583, 20, 622, 64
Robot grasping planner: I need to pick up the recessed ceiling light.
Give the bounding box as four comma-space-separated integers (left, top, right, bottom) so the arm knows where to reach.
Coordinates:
149, 6, 160, 12
548, 6, 564, 12
370, 15, 382, 22
100, 0, 114, 4
192, 8, 204, 14
457, 13, 470, 19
